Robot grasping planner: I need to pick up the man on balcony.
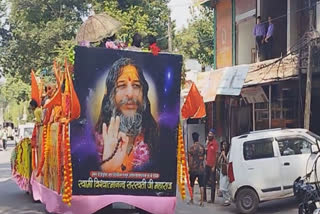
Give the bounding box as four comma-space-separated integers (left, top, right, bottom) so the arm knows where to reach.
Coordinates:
253, 16, 266, 61
265, 16, 274, 60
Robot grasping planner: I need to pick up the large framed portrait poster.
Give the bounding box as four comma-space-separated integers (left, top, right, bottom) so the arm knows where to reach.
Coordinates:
70, 46, 182, 213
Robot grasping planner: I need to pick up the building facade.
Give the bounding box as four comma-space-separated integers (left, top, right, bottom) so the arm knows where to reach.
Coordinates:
184, 0, 320, 142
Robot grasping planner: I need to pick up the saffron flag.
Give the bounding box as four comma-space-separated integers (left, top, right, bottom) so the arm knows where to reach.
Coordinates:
65, 60, 81, 120
53, 61, 61, 86
181, 83, 206, 119
31, 70, 41, 107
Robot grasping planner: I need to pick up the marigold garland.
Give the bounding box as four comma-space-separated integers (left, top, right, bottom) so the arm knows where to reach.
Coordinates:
177, 125, 186, 200
43, 125, 51, 187
32, 148, 36, 171
62, 124, 73, 206
177, 124, 193, 200
57, 123, 62, 194
13, 138, 32, 179
37, 125, 47, 177
12, 138, 32, 192
177, 131, 182, 196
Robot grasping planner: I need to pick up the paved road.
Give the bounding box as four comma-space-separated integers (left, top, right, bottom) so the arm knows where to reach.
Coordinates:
176, 189, 298, 214
0, 146, 299, 214
0, 145, 46, 214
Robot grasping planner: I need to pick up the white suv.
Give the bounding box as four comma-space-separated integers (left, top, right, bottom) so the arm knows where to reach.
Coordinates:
227, 128, 320, 214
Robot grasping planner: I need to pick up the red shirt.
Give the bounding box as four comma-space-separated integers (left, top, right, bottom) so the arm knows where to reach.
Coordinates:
206, 139, 219, 168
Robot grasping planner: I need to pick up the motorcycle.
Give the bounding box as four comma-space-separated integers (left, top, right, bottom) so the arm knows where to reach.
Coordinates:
294, 176, 320, 214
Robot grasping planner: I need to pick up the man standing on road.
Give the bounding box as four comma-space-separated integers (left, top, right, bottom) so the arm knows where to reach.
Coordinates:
188, 132, 205, 206
1, 127, 7, 150
203, 128, 219, 203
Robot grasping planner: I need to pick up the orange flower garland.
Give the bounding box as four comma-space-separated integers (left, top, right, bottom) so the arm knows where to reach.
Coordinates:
37, 125, 47, 177
177, 124, 193, 200
177, 125, 186, 200
176, 128, 182, 196
43, 125, 51, 187
62, 124, 73, 206
32, 148, 36, 171
57, 123, 62, 194
181, 134, 192, 199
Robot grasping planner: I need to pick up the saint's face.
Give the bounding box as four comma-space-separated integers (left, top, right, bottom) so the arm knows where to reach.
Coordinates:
114, 65, 143, 117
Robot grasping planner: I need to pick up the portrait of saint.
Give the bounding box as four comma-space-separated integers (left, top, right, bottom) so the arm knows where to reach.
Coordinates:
94, 58, 159, 173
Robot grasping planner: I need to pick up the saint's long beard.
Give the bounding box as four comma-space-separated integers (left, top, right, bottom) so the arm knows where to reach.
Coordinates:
118, 113, 142, 136
111, 97, 145, 136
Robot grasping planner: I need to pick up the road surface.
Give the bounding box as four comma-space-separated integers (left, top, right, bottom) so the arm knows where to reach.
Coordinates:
0, 146, 299, 214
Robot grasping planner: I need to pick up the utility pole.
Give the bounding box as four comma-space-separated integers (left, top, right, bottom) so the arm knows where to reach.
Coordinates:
304, 0, 314, 129
168, 11, 173, 52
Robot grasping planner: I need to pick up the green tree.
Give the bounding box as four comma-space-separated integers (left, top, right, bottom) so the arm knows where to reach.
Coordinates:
0, 0, 11, 48
174, 7, 214, 67
0, 75, 30, 104
90, 0, 170, 49
0, 0, 89, 82
0, 74, 31, 124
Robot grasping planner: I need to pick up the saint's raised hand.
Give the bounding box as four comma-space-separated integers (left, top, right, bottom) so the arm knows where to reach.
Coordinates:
101, 116, 129, 171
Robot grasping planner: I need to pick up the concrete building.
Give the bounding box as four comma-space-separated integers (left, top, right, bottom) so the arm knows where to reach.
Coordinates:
183, 0, 320, 141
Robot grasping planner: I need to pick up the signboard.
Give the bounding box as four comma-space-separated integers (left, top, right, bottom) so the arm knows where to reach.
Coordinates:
241, 86, 268, 103
71, 47, 182, 197
217, 64, 249, 96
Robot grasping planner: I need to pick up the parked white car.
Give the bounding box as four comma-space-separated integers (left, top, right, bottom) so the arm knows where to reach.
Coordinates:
228, 128, 320, 214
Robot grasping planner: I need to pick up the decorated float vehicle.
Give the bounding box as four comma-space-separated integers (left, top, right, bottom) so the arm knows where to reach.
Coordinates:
11, 47, 191, 214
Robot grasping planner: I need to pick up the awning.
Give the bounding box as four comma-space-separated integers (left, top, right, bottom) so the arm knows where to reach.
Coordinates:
182, 54, 299, 103
182, 65, 249, 103
217, 65, 250, 96
244, 54, 299, 87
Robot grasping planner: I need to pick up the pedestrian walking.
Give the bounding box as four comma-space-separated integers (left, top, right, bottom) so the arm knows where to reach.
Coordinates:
203, 128, 219, 203
1, 127, 7, 150
188, 132, 206, 206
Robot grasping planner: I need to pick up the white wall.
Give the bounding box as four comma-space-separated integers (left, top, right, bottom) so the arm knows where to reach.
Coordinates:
287, 0, 299, 51
236, 17, 256, 64
317, 1, 320, 32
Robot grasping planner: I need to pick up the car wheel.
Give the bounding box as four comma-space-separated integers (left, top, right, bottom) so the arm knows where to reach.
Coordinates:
236, 188, 259, 214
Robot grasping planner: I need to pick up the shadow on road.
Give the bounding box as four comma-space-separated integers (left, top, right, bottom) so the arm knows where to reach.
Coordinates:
0, 172, 46, 214
257, 197, 298, 213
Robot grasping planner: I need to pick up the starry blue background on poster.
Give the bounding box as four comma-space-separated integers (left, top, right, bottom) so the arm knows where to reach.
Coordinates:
71, 46, 182, 196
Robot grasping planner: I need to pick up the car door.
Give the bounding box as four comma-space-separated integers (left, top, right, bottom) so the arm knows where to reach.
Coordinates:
276, 136, 313, 196
242, 138, 283, 200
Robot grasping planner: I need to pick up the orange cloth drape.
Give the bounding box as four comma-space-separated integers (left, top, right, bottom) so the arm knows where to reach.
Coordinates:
31, 70, 41, 106
181, 83, 206, 119
65, 62, 81, 120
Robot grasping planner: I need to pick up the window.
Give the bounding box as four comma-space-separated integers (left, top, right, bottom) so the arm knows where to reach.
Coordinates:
243, 138, 274, 160
277, 138, 312, 156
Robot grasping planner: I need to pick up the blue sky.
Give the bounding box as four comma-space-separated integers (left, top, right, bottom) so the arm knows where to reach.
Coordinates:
168, 0, 192, 30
